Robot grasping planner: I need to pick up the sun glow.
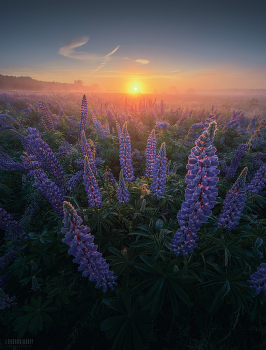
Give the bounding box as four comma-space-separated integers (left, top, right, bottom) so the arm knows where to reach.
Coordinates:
127, 81, 145, 94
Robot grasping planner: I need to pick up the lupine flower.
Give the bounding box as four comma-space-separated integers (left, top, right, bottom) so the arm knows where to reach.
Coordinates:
67, 170, 84, 192
119, 123, 135, 182
32, 168, 64, 219
80, 131, 98, 176
217, 167, 248, 230
78, 95, 88, 142
152, 142, 168, 197
103, 170, 116, 185
225, 144, 247, 179
117, 169, 130, 204
31, 276, 41, 291
156, 121, 167, 130
92, 115, 107, 139
83, 156, 102, 208
23, 128, 67, 194
170, 121, 219, 258
0, 207, 27, 241
0, 288, 16, 309
19, 192, 41, 231
247, 263, 266, 297
0, 151, 27, 172
247, 164, 266, 194
219, 160, 228, 175
61, 202, 118, 293
39, 101, 55, 131
105, 121, 110, 135
145, 129, 156, 178
116, 121, 121, 138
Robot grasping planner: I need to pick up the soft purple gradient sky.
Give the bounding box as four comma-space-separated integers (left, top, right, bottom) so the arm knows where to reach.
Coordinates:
1, 0, 266, 93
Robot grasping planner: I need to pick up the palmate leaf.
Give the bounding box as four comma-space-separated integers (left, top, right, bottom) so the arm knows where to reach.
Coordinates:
101, 292, 149, 350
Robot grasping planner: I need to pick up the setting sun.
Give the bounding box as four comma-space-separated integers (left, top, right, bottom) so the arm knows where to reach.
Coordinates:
127, 81, 145, 94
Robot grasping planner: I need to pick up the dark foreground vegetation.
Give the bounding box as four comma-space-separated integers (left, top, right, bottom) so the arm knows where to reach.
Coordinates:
0, 92, 266, 350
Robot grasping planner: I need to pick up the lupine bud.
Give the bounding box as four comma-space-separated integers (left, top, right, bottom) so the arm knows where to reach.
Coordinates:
225, 144, 247, 179
170, 121, 219, 258
80, 130, 98, 176
61, 202, 117, 293
247, 164, 266, 194
217, 167, 248, 230
39, 101, 55, 131
119, 123, 134, 182
0, 288, 16, 309
67, 170, 83, 192
152, 142, 168, 197
31, 276, 40, 291
117, 169, 130, 204
78, 95, 88, 142
248, 263, 266, 297
83, 156, 102, 208
92, 115, 107, 139
0, 207, 27, 241
145, 129, 156, 178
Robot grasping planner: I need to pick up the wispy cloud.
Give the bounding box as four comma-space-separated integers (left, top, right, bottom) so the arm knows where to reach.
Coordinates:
58, 36, 149, 72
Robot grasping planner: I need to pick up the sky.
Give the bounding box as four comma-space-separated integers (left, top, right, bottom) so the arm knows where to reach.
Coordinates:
1, 0, 266, 93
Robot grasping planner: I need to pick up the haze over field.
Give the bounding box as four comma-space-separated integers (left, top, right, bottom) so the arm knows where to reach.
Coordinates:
1, 0, 266, 93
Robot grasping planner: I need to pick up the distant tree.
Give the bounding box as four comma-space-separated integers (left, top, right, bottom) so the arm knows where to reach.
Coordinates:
74, 80, 84, 86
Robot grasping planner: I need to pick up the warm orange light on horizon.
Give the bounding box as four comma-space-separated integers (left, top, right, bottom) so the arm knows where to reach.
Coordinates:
126, 80, 145, 94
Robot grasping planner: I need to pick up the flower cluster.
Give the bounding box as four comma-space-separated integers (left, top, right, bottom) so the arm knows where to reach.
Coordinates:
23, 128, 67, 194
145, 129, 156, 178
170, 121, 219, 258
0, 288, 16, 309
247, 263, 266, 297
119, 123, 135, 182
80, 130, 98, 176
156, 121, 167, 130
67, 170, 84, 192
217, 167, 248, 230
61, 202, 118, 293
38, 101, 55, 131
103, 170, 116, 185
152, 142, 168, 197
105, 121, 110, 135
116, 121, 121, 138
0, 207, 27, 241
117, 169, 130, 204
31, 276, 41, 291
247, 164, 266, 194
92, 115, 107, 139
0, 151, 27, 172
78, 95, 88, 142
83, 156, 102, 208
225, 144, 247, 179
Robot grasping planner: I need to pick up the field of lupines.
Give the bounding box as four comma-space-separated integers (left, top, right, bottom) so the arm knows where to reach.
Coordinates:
0, 91, 266, 349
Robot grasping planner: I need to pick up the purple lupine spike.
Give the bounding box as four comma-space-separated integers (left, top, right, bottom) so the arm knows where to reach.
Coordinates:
151, 142, 168, 197
61, 202, 118, 292
247, 164, 266, 194
24, 128, 67, 194
105, 121, 110, 135
103, 170, 116, 185
0, 151, 27, 172
170, 121, 219, 258
92, 115, 107, 139
217, 167, 248, 230
0, 207, 27, 241
219, 160, 228, 175
225, 144, 247, 179
67, 170, 84, 192
78, 95, 88, 142
19, 192, 41, 231
0, 288, 17, 309
80, 130, 98, 176
116, 121, 121, 138
31, 276, 41, 291
38, 101, 55, 131
83, 156, 102, 208
156, 121, 167, 131
119, 123, 135, 182
145, 129, 156, 177
117, 169, 130, 204
247, 263, 266, 297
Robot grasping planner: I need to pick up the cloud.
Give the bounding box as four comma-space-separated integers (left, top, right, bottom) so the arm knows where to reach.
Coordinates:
58, 37, 149, 72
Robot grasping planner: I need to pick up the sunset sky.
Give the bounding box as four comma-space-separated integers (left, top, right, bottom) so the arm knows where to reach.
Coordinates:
1, 0, 266, 93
